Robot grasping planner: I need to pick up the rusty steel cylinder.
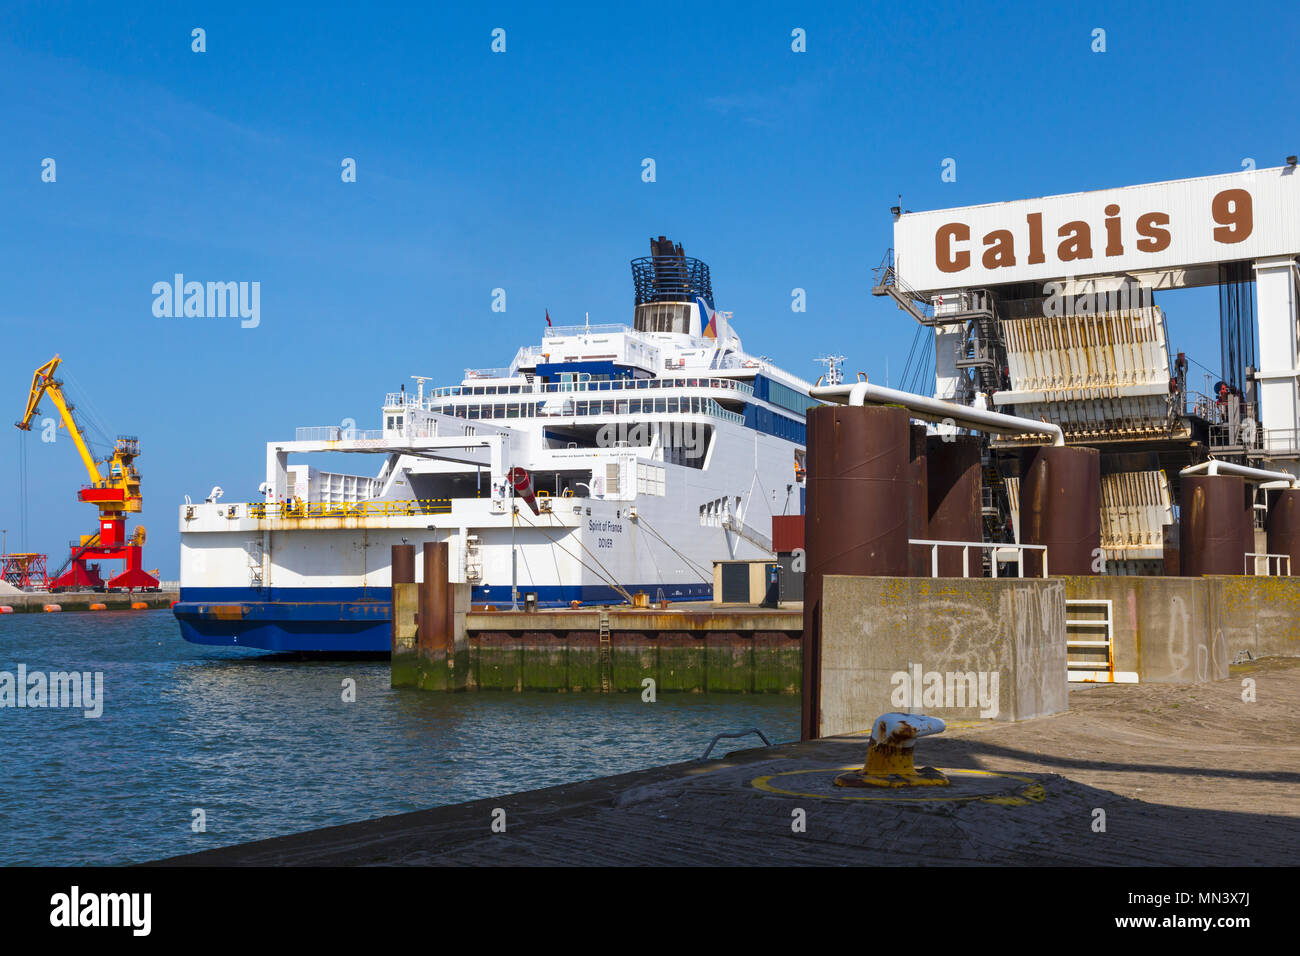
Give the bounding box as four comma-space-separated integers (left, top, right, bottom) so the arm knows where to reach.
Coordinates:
925, 434, 983, 577
420, 541, 452, 655
1018, 445, 1101, 576
391, 543, 416, 655
392, 544, 415, 586
1266, 488, 1300, 575
1180, 475, 1249, 576
801, 404, 911, 740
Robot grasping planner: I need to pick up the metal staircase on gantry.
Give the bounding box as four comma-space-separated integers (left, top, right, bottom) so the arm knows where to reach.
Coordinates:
872, 251, 1010, 397
954, 298, 1007, 396
871, 250, 934, 326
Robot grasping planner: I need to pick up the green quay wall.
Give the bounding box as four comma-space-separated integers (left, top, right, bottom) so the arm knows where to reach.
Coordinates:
394, 607, 802, 694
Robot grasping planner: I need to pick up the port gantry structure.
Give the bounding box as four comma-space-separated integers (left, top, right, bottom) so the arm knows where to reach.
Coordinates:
871, 164, 1300, 575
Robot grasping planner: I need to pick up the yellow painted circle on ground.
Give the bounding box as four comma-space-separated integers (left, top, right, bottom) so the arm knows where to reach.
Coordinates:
750, 767, 1047, 805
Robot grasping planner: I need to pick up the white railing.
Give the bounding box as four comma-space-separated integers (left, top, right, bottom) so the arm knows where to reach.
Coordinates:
909, 538, 1048, 578
1262, 428, 1300, 456
1245, 552, 1292, 576
544, 323, 630, 337
295, 424, 436, 442
295, 426, 384, 442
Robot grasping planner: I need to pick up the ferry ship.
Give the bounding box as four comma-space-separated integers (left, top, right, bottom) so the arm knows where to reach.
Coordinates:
173, 238, 817, 651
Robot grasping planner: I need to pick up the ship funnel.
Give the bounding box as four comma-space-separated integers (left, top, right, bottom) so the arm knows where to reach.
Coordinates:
630, 236, 713, 334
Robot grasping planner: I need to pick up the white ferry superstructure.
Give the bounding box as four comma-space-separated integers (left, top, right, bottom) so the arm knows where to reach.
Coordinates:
173, 237, 816, 651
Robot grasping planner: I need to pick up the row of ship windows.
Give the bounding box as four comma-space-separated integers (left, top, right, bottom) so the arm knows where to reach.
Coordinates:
755, 375, 822, 416
743, 405, 807, 444
388, 403, 805, 444
435, 396, 729, 419
430, 376, 751, 398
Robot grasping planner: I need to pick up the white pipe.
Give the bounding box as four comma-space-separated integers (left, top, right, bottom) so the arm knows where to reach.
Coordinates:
1179, 460, 1298, 487
811, 382, 1066, 446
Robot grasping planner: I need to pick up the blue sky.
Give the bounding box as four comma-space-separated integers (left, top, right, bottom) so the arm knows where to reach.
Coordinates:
1, 0, 1297, 576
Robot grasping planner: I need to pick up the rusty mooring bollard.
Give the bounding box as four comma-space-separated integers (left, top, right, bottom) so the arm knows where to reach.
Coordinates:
834, 713, 949, 788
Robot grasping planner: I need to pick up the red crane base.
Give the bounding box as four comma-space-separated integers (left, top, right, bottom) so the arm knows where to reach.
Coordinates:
50, 543, 159, 592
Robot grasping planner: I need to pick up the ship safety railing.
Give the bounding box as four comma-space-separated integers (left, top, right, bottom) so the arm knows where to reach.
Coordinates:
1245, 552, 1292, 576
295, 425, 386, 442
909, 539, 1048, 578
543, 323, 631, 338
247, 499, 453, 519
296, 424, 439, 442
1259, 427, 1300, 456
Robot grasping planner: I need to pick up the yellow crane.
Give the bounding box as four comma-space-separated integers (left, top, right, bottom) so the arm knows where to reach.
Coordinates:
14, 355, 156, 591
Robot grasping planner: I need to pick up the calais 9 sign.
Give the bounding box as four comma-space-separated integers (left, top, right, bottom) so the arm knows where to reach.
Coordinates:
893, 166, 1300, 293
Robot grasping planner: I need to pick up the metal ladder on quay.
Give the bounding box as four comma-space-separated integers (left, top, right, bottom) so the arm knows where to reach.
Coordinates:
598, 608, 612, 693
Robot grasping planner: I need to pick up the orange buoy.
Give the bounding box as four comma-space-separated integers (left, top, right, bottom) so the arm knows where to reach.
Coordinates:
169, 600, 179, 608
90, 603, 108, 611
43, 604, 62, 613
130, 601, 149, 610
0, 606, 13, 614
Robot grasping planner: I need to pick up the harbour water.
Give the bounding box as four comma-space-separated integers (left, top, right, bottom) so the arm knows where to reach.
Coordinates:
0, 610, 798, 866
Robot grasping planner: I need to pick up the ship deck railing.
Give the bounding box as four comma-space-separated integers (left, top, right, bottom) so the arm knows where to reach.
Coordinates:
245, 499, 454, 520
543, 322, 633, 337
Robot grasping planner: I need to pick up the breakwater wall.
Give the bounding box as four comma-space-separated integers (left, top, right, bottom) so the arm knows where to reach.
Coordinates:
0, 590, 178, 613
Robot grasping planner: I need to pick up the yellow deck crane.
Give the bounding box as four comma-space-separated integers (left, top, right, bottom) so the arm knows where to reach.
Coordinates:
14, 355, 158, 591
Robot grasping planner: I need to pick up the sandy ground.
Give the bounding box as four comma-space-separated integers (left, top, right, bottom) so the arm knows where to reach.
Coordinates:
154, 657, 1300, 866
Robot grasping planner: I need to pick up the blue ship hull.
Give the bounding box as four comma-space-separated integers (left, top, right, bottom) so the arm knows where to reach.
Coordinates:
173, 583, 713, 653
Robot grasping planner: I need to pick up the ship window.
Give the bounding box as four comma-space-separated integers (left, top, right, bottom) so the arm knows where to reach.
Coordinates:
635, 302, 691, 334
605, 462, 620, 495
